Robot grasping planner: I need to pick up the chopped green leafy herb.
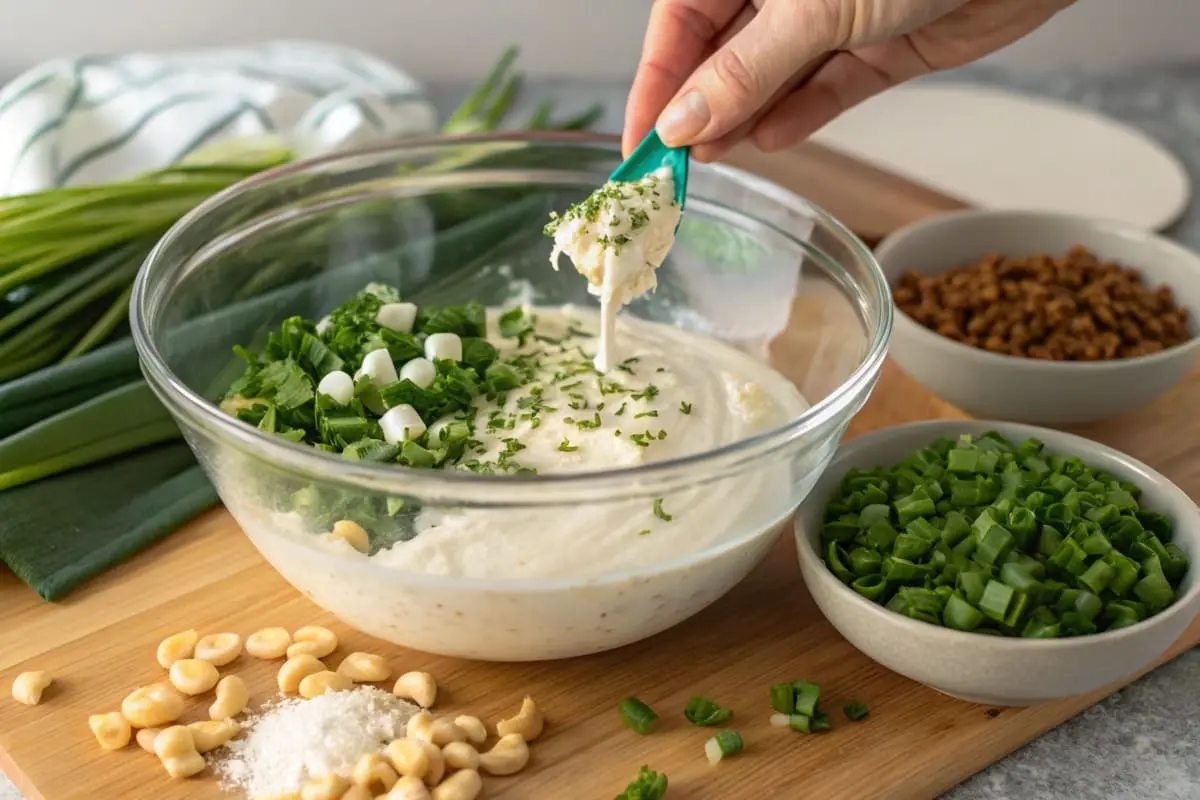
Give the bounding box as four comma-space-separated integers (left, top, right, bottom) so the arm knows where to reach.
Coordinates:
615, 766, 668, 800
653, 498, 672, 521
558, 438, 579, 453
679, 401, 692, 415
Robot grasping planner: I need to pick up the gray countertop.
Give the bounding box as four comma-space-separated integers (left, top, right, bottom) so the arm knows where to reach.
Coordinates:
4, 65, 1200, 800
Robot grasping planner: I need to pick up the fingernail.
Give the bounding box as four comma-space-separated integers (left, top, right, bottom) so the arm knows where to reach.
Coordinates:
656, 91, 710, 146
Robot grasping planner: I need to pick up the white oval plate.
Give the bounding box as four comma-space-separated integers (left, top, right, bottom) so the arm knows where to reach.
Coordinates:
810, 83, 1191, 232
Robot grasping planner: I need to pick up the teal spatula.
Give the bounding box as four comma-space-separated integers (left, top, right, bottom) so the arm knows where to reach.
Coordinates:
610, 130, 689, 222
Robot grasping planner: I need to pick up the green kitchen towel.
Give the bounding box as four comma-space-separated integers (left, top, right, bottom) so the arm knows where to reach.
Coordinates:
0, 441, 218, 601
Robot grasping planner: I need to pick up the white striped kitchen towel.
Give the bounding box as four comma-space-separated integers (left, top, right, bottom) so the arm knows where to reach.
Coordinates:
0, 40, 439, 196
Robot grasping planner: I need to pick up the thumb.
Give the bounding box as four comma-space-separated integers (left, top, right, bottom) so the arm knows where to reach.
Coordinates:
656, 1, 840, 147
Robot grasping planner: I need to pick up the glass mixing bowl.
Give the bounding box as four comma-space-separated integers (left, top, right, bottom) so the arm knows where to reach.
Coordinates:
131, 133, 891, 661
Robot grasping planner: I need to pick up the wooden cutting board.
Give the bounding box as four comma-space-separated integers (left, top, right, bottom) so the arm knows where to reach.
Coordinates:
3, 141, 1199, 800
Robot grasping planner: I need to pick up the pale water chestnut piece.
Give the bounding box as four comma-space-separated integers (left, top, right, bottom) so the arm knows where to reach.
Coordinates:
357, 348, 399, 387
317, 370, 355, 405
380, 404, 427, 445
399, 357, 436, 389
423, 332, 462, 362
376, 301, 418, 333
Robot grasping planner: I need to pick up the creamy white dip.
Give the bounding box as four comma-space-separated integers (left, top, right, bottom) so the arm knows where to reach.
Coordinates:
547, 167, 681, 372
373, 306, 805, 578
221, 305, 816, 659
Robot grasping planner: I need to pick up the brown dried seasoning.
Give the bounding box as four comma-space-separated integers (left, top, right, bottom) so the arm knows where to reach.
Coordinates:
892, 245, 1192, 361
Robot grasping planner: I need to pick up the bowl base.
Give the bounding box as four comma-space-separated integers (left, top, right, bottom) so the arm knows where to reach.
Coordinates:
929, 685, 1065, 708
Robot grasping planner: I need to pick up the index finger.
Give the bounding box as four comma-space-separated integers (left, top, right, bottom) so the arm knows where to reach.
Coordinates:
622, 0, 745, 156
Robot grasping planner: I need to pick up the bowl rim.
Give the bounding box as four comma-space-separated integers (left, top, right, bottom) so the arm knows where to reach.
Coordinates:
131, 130, 893, 502
794, 418, 1200, 649
876, 208, 1200, 373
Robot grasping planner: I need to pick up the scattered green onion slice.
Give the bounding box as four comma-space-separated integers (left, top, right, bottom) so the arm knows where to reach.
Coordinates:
618, 697, 659, 735
843, 700, 869, 721
704, 730, 744, 764
684, 695, 733, 727
615, 765, 668, 800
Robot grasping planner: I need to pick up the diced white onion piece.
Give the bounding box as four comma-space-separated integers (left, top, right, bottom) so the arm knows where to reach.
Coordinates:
316, 315, 333, 336
359, 348, 399, 387
375, 302, 418, 333
704, 737, 723, 765
399, 357, 436, 389
379, 404, 427, 445
768, 713, 790, 728
316, 370, 354, 405
424, 332, 462, 362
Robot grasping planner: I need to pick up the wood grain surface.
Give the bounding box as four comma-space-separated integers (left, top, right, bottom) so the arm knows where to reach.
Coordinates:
2, 141, 1198, 800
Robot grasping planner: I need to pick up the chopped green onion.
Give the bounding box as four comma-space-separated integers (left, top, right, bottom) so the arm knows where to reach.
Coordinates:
769, 683, 795, 714
618, 697, 659, 735
843, 700, 869, 721
704, 730, 744, 764
791, 681, 821, 717
683, 696, 733, 727
819, 431, 1188, 638
615, 766, 667, 800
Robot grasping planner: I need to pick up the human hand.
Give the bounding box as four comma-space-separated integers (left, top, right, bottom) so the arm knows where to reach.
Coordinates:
623, 0, 1075, 162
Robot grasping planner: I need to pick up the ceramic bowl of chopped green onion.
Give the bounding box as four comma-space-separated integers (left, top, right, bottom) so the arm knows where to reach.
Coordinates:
794, 420, 1200, 706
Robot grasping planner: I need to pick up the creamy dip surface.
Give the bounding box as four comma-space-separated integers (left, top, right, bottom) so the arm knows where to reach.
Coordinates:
368, 305, 806, 579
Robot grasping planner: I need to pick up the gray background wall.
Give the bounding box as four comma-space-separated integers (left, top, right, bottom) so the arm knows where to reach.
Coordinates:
0, 0, 1197, 82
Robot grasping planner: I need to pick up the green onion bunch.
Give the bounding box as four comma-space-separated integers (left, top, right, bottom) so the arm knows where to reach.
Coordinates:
0, 46, 602, 387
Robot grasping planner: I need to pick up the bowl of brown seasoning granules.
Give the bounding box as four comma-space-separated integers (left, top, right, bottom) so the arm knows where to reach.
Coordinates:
875, 209, 1200, 424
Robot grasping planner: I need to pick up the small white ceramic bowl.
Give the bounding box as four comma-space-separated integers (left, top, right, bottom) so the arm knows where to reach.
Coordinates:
875, 210, 1200, 425
794, 419, 1200, 707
